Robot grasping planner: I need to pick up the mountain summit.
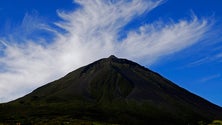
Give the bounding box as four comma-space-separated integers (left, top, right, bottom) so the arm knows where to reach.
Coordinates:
1, 56, 222, 124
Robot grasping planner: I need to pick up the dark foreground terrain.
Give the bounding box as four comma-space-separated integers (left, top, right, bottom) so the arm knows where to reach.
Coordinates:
0, 56, 222, 125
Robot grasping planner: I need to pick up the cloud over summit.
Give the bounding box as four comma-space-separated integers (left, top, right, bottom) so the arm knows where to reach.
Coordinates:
0, 0, 212, 102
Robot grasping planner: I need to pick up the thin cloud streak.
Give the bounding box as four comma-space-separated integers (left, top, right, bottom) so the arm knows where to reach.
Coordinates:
199, 74, 221, 83
0, 0, 213, 102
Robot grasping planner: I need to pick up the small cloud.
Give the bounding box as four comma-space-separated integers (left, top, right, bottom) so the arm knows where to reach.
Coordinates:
187, 57, 210, 67
215, 53, 222, 58
199, 74, 221, 83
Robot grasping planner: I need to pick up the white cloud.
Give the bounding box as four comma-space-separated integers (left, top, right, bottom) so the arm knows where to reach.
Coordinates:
199, 74, 221, 83
0, 0, 213, 102
119, 17, 211, 63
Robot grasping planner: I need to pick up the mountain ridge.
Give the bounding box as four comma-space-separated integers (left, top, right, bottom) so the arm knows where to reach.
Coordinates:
1, 55, 222, 125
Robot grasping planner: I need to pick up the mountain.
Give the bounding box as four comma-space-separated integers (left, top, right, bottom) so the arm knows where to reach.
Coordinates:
0, 55, 222, 125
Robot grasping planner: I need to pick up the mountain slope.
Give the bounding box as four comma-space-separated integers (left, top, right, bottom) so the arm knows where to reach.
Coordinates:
1, 55, 222, 125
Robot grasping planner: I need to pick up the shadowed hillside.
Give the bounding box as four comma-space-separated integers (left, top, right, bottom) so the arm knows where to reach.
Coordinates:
0, 55, 222, 125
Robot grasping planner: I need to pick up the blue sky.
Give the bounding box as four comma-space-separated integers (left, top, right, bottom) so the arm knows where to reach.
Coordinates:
0, 0, 222, 106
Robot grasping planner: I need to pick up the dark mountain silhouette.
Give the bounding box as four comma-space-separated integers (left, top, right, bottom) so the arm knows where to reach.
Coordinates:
0, 55, 222, 125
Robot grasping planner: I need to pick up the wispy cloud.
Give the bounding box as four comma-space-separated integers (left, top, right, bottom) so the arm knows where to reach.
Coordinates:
0, 0, 214, 102
199, 74, 221, 83
187, 57, 210, 67
186, 49, 222, 67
